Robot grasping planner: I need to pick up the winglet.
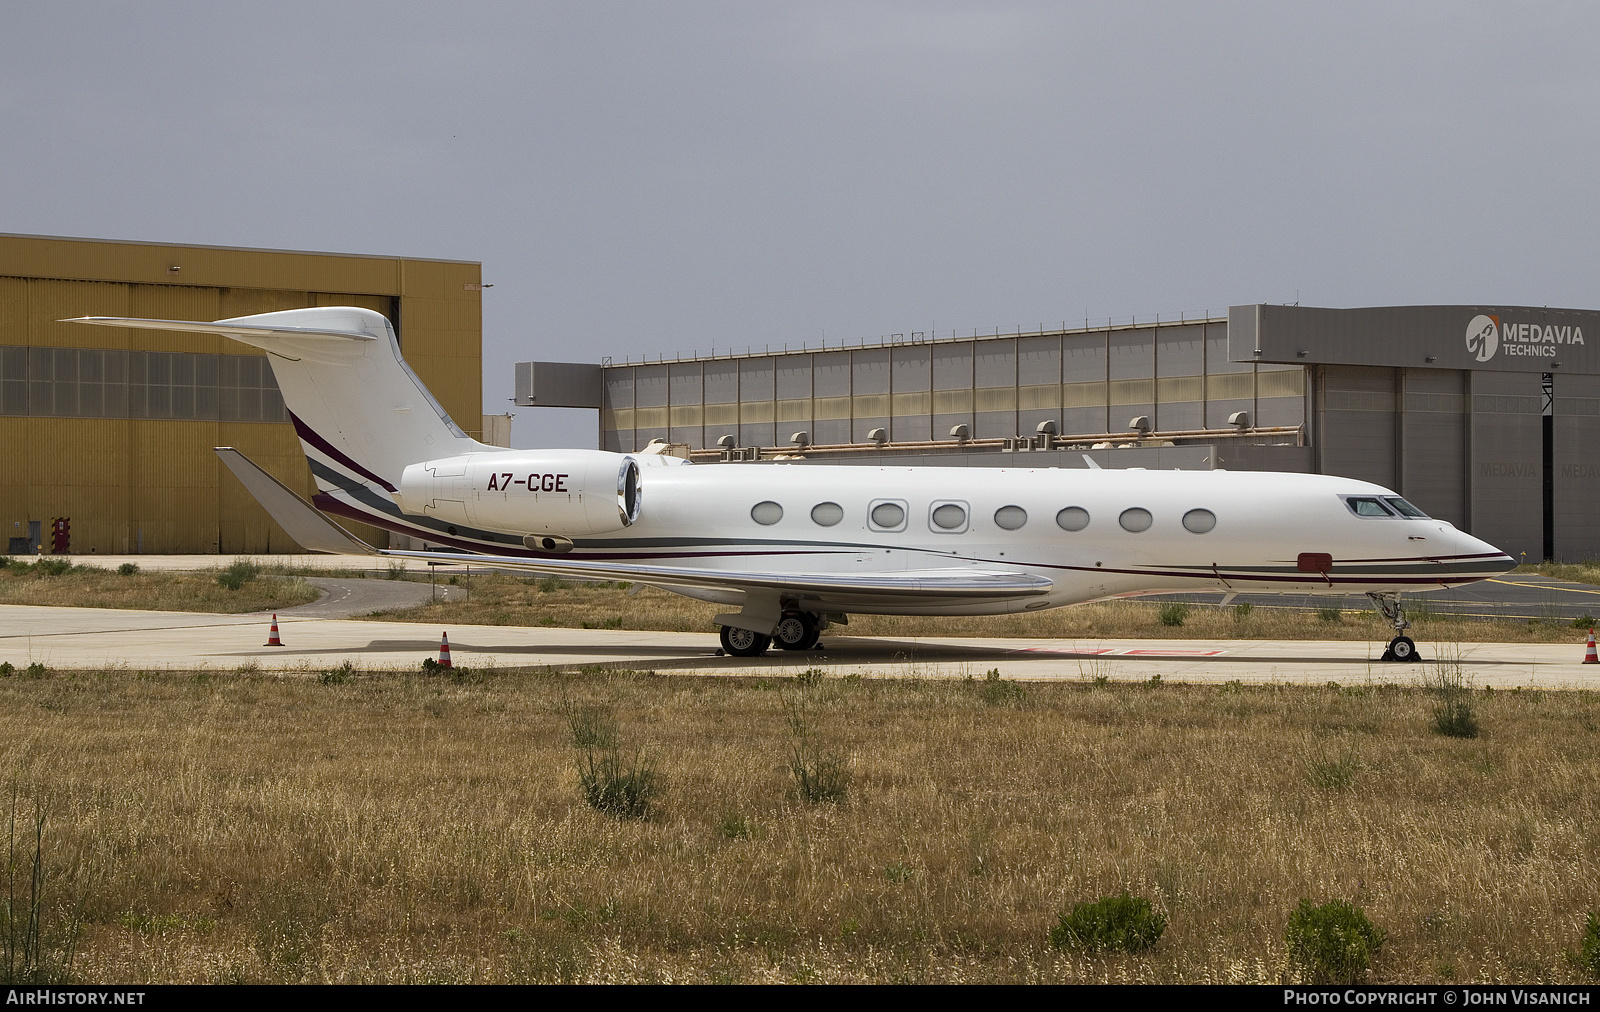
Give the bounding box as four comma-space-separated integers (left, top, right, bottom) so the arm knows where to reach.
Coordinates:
214, 448, 377, 555
1082, 454, 1103, 470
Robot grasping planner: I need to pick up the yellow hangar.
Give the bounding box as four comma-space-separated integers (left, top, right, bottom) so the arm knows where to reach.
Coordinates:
0, 233, 484, 555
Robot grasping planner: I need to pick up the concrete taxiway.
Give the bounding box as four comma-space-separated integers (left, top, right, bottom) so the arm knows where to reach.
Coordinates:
3, 603, 1596, 688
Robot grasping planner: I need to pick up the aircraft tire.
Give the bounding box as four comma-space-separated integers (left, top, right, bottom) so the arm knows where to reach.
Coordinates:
1385, 635, 1419, 663
720, 625, 771, 657
773, 612, 820, 651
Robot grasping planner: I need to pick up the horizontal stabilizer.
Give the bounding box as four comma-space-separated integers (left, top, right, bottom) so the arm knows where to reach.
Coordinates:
215, 448, 377, 556
64, 316, 378, 342
380, 549, 1052, 602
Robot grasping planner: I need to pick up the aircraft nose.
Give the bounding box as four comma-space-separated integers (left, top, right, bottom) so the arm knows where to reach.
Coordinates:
1452, 528, 1516, 576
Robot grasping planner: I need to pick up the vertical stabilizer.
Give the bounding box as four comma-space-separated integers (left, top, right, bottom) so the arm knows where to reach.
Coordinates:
66, 307, 488, 497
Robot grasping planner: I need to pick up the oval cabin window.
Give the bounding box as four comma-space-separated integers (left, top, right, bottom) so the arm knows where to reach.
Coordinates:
994, 505, 1028, 530
932, 503, 967, 530
811, 502, 844, 527
871, 502, 906, 528
750, 501, 783, 525
1056, 506, 1090, 532
1182, 508, 1216, 534
1119, 507, 1153, 533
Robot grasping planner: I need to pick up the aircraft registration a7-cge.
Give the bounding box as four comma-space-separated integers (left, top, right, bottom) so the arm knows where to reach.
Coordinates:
70, 307, 1515, 661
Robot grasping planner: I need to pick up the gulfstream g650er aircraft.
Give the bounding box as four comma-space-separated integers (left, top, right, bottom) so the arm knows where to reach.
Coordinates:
69, 307, 1514, 661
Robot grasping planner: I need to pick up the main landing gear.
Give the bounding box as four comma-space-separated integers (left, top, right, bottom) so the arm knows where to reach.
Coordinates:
719, 610, 826, 657
719, 625, 771, 657
1368, 592, 1419, 662
772, 610, 821, 651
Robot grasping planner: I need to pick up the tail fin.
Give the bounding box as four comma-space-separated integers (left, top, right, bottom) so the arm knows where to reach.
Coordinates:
67, 307, 486, 496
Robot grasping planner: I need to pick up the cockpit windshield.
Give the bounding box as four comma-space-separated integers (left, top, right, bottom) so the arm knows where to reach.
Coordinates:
1383, 497, 1429, 518
1343, 496, 1393, 517
1341, 495, 1432, 519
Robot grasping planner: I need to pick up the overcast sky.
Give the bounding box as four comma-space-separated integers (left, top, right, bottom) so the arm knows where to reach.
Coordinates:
5, 2, 1598, 447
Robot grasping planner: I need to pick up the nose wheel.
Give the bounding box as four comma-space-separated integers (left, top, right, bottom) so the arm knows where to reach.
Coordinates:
1368, 592, 1421, 663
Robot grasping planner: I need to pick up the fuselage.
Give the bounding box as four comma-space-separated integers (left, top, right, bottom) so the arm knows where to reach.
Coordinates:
359, 458, 1515, 617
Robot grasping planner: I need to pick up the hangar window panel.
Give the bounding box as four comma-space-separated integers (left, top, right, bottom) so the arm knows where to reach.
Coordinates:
1109, 329, 1153, 380
170, 352, 195, 419
813, 352, 851, 398
633, 365, 668, 446
1205, 324, 1253, 428
974, 339, 1015, 388
890, 346, 931, 440
704, 361, 738, 404
932, 343, 973, 390
195, 355, 219, 419
853, 348, 890, 394
634, 365, 668, 408
669, 362, 704, 447
217, 355, 240, 420
775, 355, 812, 399
811, 418, 850, 444
1017, 336, 1061, 382
1206, 325, 1250, 374
102, 350, 127, 418
51, 348, 79, 418
1062, 334, 1108, 434
738, 357, 775, 448
1155, 325, 1205, 431
27, 348, 54, 417
774, 355, 813, 433
1, 347, 24, 415
1157, 325, 1204, 376
602, 368, 634, 449
78, 352, 104, 418
262, 377, 288, 423
892, 346, 931, 392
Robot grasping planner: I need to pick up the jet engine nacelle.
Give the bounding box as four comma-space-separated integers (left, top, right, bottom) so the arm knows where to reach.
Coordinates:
396, 449, 641, 536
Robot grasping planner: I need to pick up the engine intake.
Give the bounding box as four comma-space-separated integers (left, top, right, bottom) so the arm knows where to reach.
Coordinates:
397, 449, 641, 537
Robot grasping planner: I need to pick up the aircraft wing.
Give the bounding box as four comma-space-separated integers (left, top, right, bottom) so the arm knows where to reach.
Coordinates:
380, 548, 1053, 601
214, 447, 1050, 603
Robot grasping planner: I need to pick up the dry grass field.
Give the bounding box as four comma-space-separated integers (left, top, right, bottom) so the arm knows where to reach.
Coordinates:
0, 558, 318, 614
1, 664, 1596, 983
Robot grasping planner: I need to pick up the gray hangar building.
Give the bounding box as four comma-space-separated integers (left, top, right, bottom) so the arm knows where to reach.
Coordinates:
517, 304, 1600, 563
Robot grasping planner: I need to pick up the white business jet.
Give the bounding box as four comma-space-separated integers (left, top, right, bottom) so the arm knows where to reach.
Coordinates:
69, 307, 1515, 661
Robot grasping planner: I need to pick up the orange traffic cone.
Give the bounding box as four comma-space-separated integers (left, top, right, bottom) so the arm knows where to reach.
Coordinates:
265, 614, 284, 647
438, 631, 453, 668
1584, 628, 1597, 664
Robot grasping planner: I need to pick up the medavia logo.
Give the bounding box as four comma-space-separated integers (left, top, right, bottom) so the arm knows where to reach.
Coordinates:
1465, 315, 1499, 362
1464, 314, 1583, 362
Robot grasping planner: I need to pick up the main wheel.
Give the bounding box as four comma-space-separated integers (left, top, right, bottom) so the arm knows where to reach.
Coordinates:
720, 625, 771, 657
1387, 635, 1418, 662
772, 611, 820, 651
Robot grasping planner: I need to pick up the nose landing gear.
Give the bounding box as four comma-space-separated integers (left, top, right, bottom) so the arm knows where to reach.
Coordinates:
1368, 592, 1419, 662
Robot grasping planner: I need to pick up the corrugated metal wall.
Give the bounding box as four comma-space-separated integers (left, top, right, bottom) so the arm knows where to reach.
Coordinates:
598, 320, 1301, 452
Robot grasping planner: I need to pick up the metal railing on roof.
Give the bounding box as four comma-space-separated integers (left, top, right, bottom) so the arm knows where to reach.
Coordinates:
685, 423, 1303, 462
606, 312, 1231, 368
